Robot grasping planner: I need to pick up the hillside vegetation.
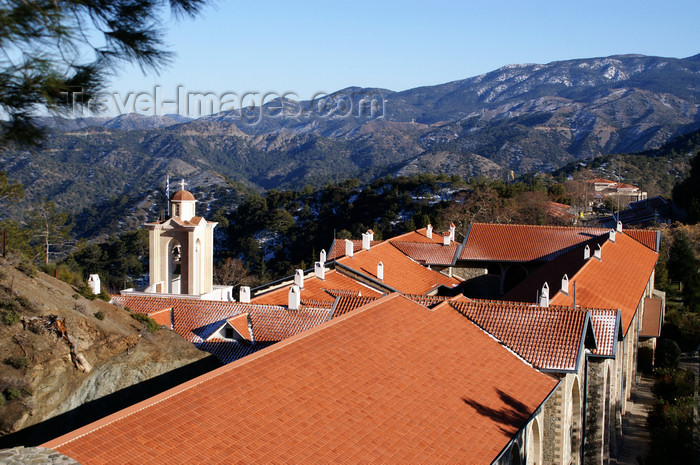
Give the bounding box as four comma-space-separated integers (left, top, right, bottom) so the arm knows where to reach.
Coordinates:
0, 258, 219, 447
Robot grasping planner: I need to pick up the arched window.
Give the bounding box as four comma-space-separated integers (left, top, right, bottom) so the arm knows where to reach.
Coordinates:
527, 418, 542, 465
570, 377, 582, 465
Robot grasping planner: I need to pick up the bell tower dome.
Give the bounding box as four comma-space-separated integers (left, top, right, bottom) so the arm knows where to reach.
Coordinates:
171, 179, 197, 221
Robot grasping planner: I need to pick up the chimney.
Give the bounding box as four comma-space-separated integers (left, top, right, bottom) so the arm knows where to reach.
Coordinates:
367, 229, 374, 241
594, 244, 602, 260
609, 229, 616, 243
314, 261, 325, 280
288, 284, 300, 310
345, 239, 354, 257
362, 232, 371, 250
294, 269, 304, 289
240, 286, 251, 304
88, 274, 101, 295
584, 244, 591, 260
449, 223, 456, 241
561, 274, 569, 295
539, 282, 550, 307
377, 261, 384, 281
426, 224, 433, 239
319, 249, 326, 264
616, 221, 623, 233
443, 231, 451, 246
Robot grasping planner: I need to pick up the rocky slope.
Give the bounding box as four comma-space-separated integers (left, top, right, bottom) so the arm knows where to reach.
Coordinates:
0, 258, 219, 447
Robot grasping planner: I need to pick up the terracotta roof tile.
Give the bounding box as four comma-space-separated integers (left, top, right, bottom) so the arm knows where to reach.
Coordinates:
460, 223, 609, 262
111, 296, 331, 363
506, 233, 658, 335
450, 300, 590, 371
327, 239, 382, 260
403, 293, 450, 308
640, 298, 663, 338
388, 227, 447, 244
226, 313, 252, 341
251, 269, 382, 306
391, 241, 459, 266
337, 242, 460, 294
588, 309, 620, 357
625, 229, 659, 252
45, 294, 557, 464
330, 295, 379, 319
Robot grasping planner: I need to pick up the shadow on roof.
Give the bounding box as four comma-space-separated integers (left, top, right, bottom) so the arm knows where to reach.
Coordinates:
461, 388, 533, 436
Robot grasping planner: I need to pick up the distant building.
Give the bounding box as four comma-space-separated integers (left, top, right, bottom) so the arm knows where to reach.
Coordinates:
586, 178, 647, 209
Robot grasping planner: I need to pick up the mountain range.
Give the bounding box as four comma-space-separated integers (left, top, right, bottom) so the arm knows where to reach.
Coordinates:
2, 53, 699, 229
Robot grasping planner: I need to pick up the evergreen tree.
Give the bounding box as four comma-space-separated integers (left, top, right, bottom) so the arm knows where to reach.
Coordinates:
0, 0, 210, 145
673, 151, 700, 224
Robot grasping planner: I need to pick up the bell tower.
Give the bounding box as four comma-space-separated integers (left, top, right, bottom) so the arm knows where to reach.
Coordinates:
144, 180, 216, 296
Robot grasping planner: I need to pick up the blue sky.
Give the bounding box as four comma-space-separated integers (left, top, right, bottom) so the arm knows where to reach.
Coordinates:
105, 0, 700, 116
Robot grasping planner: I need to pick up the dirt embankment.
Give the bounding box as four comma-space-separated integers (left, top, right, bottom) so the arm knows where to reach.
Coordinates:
0, 259, 220, 447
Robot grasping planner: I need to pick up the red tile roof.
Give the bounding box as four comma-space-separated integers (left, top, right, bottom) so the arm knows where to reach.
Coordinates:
460, 223, 609, 262
111, 296, 331, 363
45, 294, 557, 464
226, 313, 252, 341
589, 309, 621, 357
147, 307, 172, 327
330, 295, 379, 319
505, 233, 658, 335
327, 238, 382, 259
251, 269, 382, 306
640, 298, 664, 338
449, 300, 591, 371
587, 178, 617, 185
388, 227, 447, 244
337, 241, 461, 294
391, 241, 459, 266
625, 229, 659, 252
403, 293, 450, 308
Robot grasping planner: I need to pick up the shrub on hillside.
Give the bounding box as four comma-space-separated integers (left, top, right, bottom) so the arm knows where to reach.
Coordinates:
5, 356, 28, 369
1, 309, 20, 325
4, 387, 20, 401
130, 313, 159, 334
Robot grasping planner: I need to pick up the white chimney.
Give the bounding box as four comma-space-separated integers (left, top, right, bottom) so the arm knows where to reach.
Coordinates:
426, 224, 433, 239
443, 231, 451, 246
377, 261, 384, 281
609, 229, 616, 243
362, 232, 371, 250
240, 286, 251, 303
314, 261, 325, 280
449, 223, 456, 241
345, 239, 354, 257
594, 244, 602, 260
539, 282, 550, 307
288, 284, 301, 310
616, 221, 623, 233
561, 274, 569, 294
367, 229, 374, 241
294, 269, 304, 289
319, 249, 326, 264
88, 274, 100, 295
584, 244, 591, 260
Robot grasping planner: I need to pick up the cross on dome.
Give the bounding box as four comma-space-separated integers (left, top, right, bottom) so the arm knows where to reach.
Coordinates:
179, 179, 187, 191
